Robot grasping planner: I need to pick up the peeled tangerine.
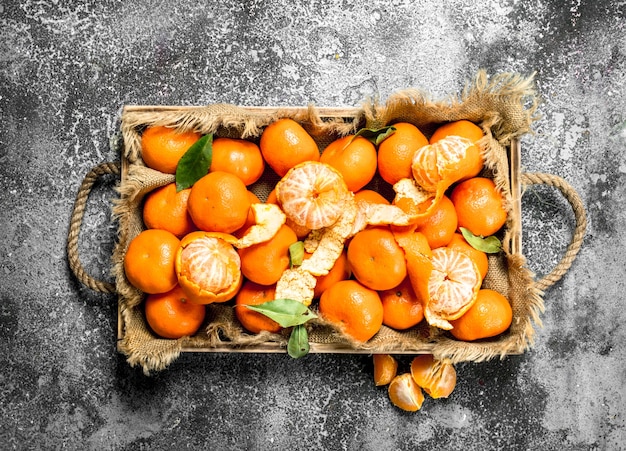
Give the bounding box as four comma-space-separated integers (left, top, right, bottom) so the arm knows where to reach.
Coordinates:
410, 354, 457, 399
275, 161, 350, 230
175, 232, 243, 304
406, 246, 481, 330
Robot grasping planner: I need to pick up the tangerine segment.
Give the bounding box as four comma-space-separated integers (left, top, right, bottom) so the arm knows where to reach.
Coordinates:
276, 161, 350, 230
410, 355, 457, 399
423, 247, 481, 330
411, 135, 483, 198
175, 234, 242, 304
388, 373, 425, 412
373, 354, 398, 386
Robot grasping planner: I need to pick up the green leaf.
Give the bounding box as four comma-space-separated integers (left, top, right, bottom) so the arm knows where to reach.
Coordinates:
353, 126, 396, 146
244, 298, 317, 328
288, 324, 310, 359
175, 134, 213, 191
289, 241, 305, 268
460, 227, 502, 254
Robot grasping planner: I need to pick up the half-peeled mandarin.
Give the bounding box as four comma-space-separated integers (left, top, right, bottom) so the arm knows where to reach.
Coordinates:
175, 232, 242, 304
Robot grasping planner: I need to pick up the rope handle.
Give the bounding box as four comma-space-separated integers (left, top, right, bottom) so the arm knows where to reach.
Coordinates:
521, 172, 587, 291
67, 161, 121, 294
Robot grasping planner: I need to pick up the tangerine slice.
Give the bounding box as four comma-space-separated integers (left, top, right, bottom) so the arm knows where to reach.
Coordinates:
276, 161, 350, 230
373, 354, 398, 386
410, 355, 457, 399
388, 373, 425, 412
423, 247, 481, 330
175, 233, 242, 304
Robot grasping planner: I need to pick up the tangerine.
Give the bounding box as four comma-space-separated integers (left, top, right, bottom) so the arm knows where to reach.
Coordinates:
123, 229, 180, 294
318, 279, 384, 342
354, 189, 390, 205
144, 284, 206, 339
449, 289, 513, 341
377, 122, 429, 185
450, 177, 507, 237
413, 195, 458, 249
379, 277, 424, 330
259, 118, 320, 177
210, 137, 265, 186
347, 226, 407, 291
238, 224, 298, 286
320, 135, 377, 192
175, 232, 242, 304
141, 125, 201, 174
303, 250, 351, 298
142, 183, 196, 238
187, 171, 251, 234
429, 119, 484, 145
234, 281, 282, 334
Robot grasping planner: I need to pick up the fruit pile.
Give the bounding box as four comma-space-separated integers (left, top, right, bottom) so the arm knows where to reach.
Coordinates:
124, 117, 513, 411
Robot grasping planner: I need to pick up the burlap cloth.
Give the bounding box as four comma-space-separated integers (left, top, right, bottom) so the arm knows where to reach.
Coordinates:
68, 71, 587, 374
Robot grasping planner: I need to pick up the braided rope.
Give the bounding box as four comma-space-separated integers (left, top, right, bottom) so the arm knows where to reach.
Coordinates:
521, 172, 587, 291
67, 162, 121, 294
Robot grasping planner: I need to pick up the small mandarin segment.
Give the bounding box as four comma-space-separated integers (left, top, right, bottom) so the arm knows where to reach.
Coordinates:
238, 224, 298, 286
123, 229, 180, 294
318, 279, 383, 342
144, 284, 206, 339
276, 161, 350, 230
379, 277, 424, 330
235, 281, 282, 334
373, 354, 398, 386
347, 226, 407, 291
141, 125, 201, 174
450, 177, 508, 237
142, 183, 196, 238
388, 373, 425, 412
175, 233, 242, 304
259, 118, 320, 177
377, 122, 429, 185
320, 135, 377, 192
187, 171, 251, 234
449, 289, 513, 341
410, 354, 457, 399
209, 137, 265, 186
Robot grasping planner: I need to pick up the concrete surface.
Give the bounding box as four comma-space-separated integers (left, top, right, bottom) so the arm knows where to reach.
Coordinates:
1, 0, 624, 449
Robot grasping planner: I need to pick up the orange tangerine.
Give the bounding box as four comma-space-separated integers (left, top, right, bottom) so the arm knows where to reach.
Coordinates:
450, 177, 507, 237
320, 135, 377, 192
449, 289, 513, 341
144, 284, 206, 339
210, 137, 265, 186
141, 125, 201, 174
413, 195, 458, 249
234, 281, 282, 334
377, 122, 429, 185
259, 118, 320, 177
142, 183, 196, 238
379, 277, 424, 330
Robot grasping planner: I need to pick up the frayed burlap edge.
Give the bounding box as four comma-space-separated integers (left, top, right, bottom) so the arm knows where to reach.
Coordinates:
113, 70, 544, 374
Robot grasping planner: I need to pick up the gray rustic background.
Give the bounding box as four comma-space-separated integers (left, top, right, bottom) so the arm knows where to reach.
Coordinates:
1, 1, 624, 449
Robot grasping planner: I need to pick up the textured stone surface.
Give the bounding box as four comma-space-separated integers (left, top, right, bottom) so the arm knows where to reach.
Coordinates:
1, 0, 625, 449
